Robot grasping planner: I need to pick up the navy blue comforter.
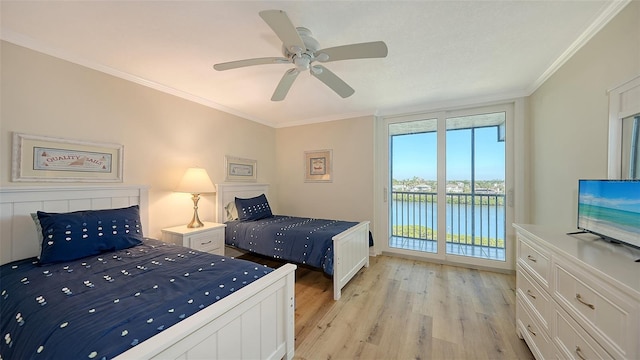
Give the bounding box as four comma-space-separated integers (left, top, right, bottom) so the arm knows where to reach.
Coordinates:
225, 216, 359, 276
0, 238, 272, 360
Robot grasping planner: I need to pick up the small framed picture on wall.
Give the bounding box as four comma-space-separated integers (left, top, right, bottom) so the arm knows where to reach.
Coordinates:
304, 149, 332, 183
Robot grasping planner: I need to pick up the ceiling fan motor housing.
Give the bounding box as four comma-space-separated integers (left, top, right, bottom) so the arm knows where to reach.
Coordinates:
282, 27, 319, 58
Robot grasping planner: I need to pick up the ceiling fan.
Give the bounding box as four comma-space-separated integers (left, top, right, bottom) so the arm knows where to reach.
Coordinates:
213, 9, 388, 101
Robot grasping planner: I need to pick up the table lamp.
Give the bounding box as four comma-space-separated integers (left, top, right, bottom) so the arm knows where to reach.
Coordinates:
175, 167, 216, 228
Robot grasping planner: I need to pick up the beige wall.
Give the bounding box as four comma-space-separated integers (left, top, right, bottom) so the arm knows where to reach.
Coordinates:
2, 1, 637, 245
527, 1, 639, 228
274, 117, 374, 228
0, 41, 277, 239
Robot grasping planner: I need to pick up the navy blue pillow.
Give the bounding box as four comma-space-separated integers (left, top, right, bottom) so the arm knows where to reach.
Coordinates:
235, 194, 273, 221
37, 205, 144, 264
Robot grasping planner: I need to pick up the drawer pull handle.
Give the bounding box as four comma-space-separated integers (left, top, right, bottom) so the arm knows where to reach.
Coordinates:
526, 255, 537, 262
200, 240, 213, 245
576, 293, 595, 310
575, 346, 586, 360
526, 324, 536, 336
526, 289, 536, 299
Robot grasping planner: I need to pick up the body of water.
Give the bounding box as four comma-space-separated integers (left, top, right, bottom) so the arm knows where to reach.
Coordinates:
391, 200, 506, 240
578, 203, 640, 245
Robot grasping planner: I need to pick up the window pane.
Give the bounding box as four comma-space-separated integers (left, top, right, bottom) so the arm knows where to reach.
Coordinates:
445, 112, 506, 261
389, 119, 437, 253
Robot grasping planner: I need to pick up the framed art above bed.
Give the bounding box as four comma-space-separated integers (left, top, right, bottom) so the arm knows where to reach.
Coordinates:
224, 155, 257, 182
11, 132, 123, 182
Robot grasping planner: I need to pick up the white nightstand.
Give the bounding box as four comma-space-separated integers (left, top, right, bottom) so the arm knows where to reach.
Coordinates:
161, 222, 226, 256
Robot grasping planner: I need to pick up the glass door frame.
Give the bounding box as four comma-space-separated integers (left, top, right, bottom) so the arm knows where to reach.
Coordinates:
374, 101, 519, 272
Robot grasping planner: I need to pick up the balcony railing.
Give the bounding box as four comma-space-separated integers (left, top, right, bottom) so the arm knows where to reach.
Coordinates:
391, 190, 506, 258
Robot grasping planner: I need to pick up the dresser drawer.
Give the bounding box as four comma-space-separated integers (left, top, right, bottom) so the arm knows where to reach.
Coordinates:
517, 234, 551, 290
553, 261, 636, 359
552, 305, 613, 360
188, 231, 223, 253
517, 298, 554, 360
517, 264, 552, 331
162, 222, 226, 256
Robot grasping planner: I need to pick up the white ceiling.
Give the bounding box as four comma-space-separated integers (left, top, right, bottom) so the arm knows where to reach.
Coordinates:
0, 1, 628, 128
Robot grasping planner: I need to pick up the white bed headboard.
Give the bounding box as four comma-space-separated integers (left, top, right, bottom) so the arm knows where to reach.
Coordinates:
215, 183, 269, 223
0, 185, 149, 265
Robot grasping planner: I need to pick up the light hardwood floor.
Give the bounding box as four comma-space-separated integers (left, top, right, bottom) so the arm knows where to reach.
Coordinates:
238, 253, 534, 360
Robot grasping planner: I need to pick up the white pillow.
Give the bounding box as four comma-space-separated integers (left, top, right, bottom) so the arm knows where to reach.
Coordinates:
225, 201, 238, 221
31, 213, 43, 259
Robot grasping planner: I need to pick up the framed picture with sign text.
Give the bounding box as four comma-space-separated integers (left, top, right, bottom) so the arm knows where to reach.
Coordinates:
225, 155, 257, 182
11, 132, 123, 182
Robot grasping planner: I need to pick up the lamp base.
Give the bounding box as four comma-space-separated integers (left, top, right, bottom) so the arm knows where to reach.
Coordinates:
187, 193, 204, 228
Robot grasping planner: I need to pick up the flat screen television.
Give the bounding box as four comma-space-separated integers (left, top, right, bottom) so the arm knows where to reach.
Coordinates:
577, 179, 640, 249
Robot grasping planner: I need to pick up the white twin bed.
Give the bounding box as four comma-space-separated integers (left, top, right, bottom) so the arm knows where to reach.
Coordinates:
0, 183, 370, 359
216, 183, 370, 301
0, 185, 296, 360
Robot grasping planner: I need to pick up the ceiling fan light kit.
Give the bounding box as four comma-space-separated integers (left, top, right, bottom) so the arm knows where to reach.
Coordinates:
213, 9, 388, 101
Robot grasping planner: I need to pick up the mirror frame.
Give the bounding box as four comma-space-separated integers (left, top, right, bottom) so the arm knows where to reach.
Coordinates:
607, 74, 640, 179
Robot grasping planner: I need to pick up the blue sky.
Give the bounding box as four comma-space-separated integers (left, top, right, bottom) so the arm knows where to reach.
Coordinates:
579, 180, 640, 213
392, 126, 505, 181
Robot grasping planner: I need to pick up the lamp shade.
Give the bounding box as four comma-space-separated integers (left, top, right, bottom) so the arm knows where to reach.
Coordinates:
175, 168, 216, 194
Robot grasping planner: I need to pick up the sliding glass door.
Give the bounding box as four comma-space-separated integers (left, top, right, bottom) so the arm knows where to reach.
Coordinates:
384, 104, 512, 267
445, 112, 506, 261
389, 118, 438, 253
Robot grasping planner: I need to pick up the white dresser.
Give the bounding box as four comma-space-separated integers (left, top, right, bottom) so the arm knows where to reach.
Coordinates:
514, 224, 640, 360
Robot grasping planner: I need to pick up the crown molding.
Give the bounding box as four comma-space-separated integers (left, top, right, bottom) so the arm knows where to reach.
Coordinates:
0, 30, 277, 128
2, 0, 630, 128
526, 0, 631, 95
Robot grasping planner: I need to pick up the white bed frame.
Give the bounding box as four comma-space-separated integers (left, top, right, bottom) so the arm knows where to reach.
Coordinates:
216, 183, 369, 301
0, 185, 296, 360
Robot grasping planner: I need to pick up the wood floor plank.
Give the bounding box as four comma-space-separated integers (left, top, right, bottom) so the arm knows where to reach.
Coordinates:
431, 337, 466, 359
237, 253, 534, 359
397, 312, 433, 359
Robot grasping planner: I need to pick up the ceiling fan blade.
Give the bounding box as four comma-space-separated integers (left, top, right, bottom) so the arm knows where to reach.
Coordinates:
317, 41, 388, 62
311, 65, 355, 98
213, 57, 289, 71
271, 69, 300, 101
259, 10, 306, 54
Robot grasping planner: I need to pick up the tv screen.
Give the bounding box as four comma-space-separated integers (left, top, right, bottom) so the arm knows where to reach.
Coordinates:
577, 179, 640, 249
